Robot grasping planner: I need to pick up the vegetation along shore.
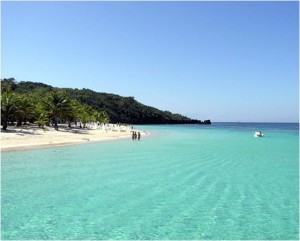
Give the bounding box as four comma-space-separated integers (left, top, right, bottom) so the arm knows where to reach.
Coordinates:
1, 78, 210, 150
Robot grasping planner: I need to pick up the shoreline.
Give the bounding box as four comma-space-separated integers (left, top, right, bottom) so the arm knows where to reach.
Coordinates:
1, 124, 147, 152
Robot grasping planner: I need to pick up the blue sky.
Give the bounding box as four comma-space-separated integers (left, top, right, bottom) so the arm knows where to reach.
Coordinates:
2, 1, 299, 122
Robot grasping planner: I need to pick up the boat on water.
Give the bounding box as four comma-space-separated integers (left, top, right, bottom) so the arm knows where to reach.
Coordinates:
254, 131, 264, 137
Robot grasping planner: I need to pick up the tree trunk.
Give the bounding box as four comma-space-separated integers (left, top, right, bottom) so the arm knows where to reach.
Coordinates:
2, 115, 8, 130
2, 122, 8, 130
16, 119, 22, 127
54, 116, 59, 130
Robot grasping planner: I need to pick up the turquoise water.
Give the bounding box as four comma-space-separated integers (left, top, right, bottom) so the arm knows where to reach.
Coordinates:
1, 123, 299, 239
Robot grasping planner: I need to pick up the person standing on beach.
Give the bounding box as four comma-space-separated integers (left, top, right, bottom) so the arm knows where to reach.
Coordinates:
138, 132, 141, 140
132, 131, 135, 140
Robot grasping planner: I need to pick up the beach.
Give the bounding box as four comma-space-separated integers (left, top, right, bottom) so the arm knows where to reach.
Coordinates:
1, 124, 145, 151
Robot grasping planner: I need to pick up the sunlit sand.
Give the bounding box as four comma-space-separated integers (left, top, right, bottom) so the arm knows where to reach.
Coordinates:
1, 123, 146, 151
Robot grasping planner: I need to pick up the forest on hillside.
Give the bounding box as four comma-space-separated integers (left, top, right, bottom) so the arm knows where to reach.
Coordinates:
1, 78, 211, 130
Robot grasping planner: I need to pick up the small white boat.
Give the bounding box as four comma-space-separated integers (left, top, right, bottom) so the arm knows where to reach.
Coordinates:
254, 131, 264, 137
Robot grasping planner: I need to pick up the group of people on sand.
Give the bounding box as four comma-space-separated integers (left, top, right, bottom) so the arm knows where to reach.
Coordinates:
132, 131, 141, 141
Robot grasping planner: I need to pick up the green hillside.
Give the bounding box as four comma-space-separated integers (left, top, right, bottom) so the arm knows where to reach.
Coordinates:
1, 78, 211, 125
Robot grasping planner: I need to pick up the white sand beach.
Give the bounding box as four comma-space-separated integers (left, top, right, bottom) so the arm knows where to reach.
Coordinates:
1, 124, 146, 151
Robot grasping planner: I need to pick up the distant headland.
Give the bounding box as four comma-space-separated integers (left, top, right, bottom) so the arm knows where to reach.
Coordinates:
1, 78, 211, 127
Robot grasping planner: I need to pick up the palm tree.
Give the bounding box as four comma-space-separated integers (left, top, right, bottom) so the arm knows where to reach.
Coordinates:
37, 113, 49, 129
1, 78, 16, 92
1, 91, 18, 130
78, 105, 96, 129
64, 99, 81, 128
95, 110, 109, 123
79, 111, 90, 128
34, 95, 50, 129
15, 94, 35, 126
42, 91, 73, 130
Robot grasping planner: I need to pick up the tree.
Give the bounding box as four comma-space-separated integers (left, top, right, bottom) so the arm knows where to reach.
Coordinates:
1, 91, 18, 130
78, 104, 96, 128
79, 111, 90, 128
95, 110, 109, 123
41, 90, 73, 130
1, 78, 16, 92
63, 99, 81, 128
37, 113, 49, 129
14, 94, 36, 126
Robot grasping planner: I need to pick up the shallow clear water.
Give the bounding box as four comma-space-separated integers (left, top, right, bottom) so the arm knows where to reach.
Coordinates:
1, 123, 299, 239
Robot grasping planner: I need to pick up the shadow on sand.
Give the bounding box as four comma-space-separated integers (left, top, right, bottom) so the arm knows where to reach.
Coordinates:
1, 125, 91, 135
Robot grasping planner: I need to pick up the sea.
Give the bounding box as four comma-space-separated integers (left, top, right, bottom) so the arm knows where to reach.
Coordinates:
1, 122, 299, 240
